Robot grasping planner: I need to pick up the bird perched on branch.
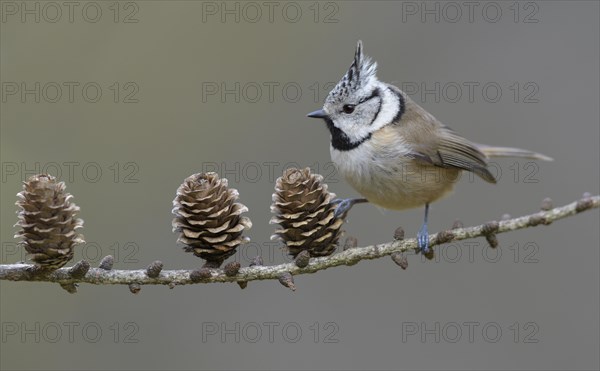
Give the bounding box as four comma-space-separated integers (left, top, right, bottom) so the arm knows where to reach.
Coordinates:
307, 41, 552, 254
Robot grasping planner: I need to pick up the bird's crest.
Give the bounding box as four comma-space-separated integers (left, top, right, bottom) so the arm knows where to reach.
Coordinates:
326, 40, 378, 104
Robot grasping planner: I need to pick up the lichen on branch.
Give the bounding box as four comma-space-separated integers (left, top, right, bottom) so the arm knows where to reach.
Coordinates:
1, 195, 597, 292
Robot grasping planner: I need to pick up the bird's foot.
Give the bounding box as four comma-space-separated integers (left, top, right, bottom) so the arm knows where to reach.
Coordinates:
417, 223, 430, 255
331, 198, 368, 219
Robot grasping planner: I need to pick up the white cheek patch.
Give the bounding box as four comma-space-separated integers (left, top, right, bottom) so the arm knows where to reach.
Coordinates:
370, 87, 400, 130
348, 106, 380, 142
341, 84, 400, 144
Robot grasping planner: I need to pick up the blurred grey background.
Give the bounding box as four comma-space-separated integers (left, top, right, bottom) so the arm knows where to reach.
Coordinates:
1, 1, 599, 370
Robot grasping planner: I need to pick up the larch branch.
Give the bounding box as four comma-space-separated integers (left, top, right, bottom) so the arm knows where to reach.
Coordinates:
0, 195, 597, 290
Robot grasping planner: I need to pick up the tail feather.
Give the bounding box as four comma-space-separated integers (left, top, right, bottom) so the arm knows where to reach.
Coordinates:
477, 144, 553, 161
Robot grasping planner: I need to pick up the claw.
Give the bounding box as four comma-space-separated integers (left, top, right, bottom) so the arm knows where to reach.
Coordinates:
331, 198, 368, 219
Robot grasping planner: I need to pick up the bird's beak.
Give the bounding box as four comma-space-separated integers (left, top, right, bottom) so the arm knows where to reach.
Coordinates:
306, 109, 329, 119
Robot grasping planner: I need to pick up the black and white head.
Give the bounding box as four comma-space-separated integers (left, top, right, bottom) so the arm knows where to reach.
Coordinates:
307, 41, 404, 151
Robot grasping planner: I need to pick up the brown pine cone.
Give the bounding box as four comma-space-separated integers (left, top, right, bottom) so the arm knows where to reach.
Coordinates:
14, 174, 84, 270
270, 167, 344, 258
172, 172, 252, 266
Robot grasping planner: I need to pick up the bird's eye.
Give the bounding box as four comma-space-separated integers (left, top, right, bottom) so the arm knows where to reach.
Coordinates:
342, 104, 356, 114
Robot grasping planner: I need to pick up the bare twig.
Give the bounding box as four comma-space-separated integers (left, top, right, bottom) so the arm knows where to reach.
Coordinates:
1, 195, 598, 288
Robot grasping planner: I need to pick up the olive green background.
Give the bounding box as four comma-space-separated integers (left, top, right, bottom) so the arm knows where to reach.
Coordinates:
1, 1, 598, 370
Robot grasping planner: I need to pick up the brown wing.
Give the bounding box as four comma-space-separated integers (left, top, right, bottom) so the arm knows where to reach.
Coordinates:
407, 126, 497, 184
388, 85, 497, 183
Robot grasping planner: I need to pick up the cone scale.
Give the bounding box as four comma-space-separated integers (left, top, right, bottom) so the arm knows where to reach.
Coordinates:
172, 172, 252, 266
14, 174, 84, 270
270, 168, 345, 258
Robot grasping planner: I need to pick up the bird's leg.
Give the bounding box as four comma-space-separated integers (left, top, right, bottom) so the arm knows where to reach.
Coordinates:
331, 198, 369, 218
417, 203, 430, 254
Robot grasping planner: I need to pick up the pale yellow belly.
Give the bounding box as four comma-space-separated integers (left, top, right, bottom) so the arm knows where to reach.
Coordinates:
343, 162, 461, 210
331, 137, 463, 210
